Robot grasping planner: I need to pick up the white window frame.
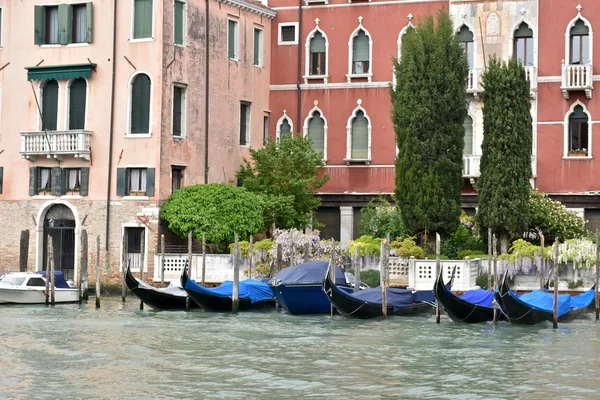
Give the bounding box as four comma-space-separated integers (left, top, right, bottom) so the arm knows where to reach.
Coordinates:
172, 83, 187, 138
126, 71, 153, 138
304, 19, 329, 83
240, 101, 251, 147
130, 0, 155, 42
65, 77, 89, 130
253, 26, 264, 67
227, 18, 239, 60
563, 100, 592, 159
345, 100, 372, 163
278, 22, 299, 45
393, 15, 416, 89
564, 6, 593, 67
347, 17, 373, 83
37, 79, 62, 131
275, 110, 293, 140
303, 104, 328, 162
173, 0, 187, 47
456, 19, 477, 71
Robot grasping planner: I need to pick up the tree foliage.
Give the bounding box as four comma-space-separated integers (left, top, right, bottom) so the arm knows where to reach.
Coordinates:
392, 10, 468, 236
160, 184, 264, 244
528, 189, 587, 240
359, 197, 408, 239
236, 135, 329, 230
476, 57, 532, 250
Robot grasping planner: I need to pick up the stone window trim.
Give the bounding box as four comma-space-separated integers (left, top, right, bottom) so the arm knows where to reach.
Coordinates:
275, 110, 293, 140
564, 5, 593, 67
126, 71, 153, 137
227, 17, 240, 61
278, 22, 299, 45
347, 16, 373, 83
509, 18, 537, 68
302, 104, 328, 162
563, 100, 592, 160
393, 13, 415, 89
304, 18, 329, 84
173, 0, 187, 47
345, 100, 372, 164
172, 83, 187, 138
130, 0, 155, 42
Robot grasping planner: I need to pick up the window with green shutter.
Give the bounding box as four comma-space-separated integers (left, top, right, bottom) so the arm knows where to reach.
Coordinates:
279, 119, 291, 137
34, 4, 93, 45
130, 73, 151, 134
352, 30, 370, 74
173, 85, 185, 137
228, 19, 238, 59
254, 28, 263, 66
174, 0, 185, 45
351, 111, 368, 159
310, 32, 326, 75
42, 80, 59, 131
133, 0, 153, 39
457, 25, 474, 69
308, 112, 325, 155
69, 78, 87, 130
463, 115, 473, 155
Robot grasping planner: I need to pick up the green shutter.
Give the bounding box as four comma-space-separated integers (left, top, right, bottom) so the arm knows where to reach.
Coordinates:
228, 20, 236, 58
353, 30, 369, 62
80, 167, 90, 196
29, 167, 38, 196
310, 32, 326, 53
34, 6, 46, 45
174, 1, 184, 45
131, 74, 151, 133
308, 113, 325, 155
463, 116, 473, 155
116, 168, 126, 196
69, 79, 87, 129
42, 80, 59, 131
51, 167, 63, 195
173, 86, 182, 136
86, 2, 93, 43
254, 29, 261, 65
0, 167, 4, 194
145, 168, 155, 196
134, 0, 152, 39
351, 112, 368, 159
58, 4, 72, 44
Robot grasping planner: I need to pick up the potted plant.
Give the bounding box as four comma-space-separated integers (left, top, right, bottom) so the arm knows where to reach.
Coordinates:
568, 148, 588, 157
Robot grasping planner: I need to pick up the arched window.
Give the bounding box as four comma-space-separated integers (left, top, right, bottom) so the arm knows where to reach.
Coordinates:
42, 80, 59, 131
69, 79, 87, 130
309, 32, 326, 76
351, 110, 369, 159
570, 19, 590, 65
569, 105, 589, 154
463, 115, 473, 155
457, 25, 474, 69
307, 111, 325, 155
352, 30, 370, 74
279, 119, 291, 137
130, 73, 151, 134
514, 22, 533, 66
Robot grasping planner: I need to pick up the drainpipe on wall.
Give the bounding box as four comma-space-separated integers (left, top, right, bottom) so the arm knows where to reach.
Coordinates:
296, 0, 303, 131
204, 0, 210, 183
105, 0, 118, 251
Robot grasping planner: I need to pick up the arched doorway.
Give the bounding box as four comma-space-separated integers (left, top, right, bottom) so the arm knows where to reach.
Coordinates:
42, 204, 76, 280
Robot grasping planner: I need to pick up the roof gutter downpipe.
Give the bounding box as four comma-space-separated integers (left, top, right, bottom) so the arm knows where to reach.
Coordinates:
105, 0, 118, 251
204, 0, 210, 183
296, 0, 303, 132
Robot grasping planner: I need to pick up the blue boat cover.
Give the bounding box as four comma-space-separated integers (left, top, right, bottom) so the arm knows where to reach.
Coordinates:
413, 290, 435, 303
569, 288, 595, 309
460, 289, 495, 307
349, 287, 414, 312
269, 261, 346, 286
516, 289, 572, 317
36, 271, 70, 289
186, 279, 274, 303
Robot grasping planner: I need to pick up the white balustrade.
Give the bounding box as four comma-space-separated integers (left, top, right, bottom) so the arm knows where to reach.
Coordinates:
466, 69, 483, 93
562, 64, 592, 89
409, 258, 481, 292
463, 155, 536, 178
20, 130, 92, 159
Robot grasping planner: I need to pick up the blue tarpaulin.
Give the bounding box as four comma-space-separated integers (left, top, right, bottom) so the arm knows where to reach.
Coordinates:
569, 288, 595, 309
185, 279, 274, 303
349, 287, 414, 312
269, 261, 346, 286
460, 289, 495, 307
517, 290, 572, 317
36, 271, 71, 289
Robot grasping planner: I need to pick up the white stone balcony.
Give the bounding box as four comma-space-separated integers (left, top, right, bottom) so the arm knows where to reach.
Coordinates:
21, 130, 92, 161
466, 68, 483, 97
463, 154, 536, 178
561, 63, 593, 99
524, 66, 537, 97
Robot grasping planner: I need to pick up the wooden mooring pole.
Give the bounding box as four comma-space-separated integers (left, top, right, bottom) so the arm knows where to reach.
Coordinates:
248, 236, 254, 278
121, 233, 127, 302
381, 236, 389, 320
139, 230, 145, 310
493, 234, 499, 324
596, 229, 599, 321
539, 232, 545, 290
201, 234, 207, 286
232, 233, 240, 313
95, 235, 101, 309
435, 233, 441, 324
553, 238, 559, 329
45, 236, 51, 306
186, 231, 193, 311
487, 227, 492, 290
19, 230, 29, 272
160, 234, 165, 288
80, 230, 89, 302
50, 243, 55, 306
330, 244, 336, 318
354, 245, 361, 293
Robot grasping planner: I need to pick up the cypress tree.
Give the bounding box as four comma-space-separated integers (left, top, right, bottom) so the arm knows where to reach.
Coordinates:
392, 10, 468, 238
476, 57, 532, 252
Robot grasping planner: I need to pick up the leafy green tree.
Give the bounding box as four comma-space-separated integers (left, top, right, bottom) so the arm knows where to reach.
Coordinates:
160, 184, 264, 244
528, 189, 587, 241
359, 197, 408, 239
392, 10, 468, 238
476, 57, 532, 252
236, 135, 329, 230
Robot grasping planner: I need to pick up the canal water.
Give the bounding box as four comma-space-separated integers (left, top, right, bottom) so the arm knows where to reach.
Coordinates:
1, 297, 599, 400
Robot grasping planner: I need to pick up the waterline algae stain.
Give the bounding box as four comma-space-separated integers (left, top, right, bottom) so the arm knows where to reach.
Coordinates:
0, 298, 599, 399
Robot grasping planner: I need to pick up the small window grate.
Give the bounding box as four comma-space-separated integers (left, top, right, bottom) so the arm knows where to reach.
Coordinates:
281, 25, 296, 43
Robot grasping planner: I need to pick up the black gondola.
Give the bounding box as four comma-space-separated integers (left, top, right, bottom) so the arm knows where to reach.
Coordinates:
125, 264, 197, 310
494, 274, 596, 325
323, 270, 433, 319
434, 268, 506, 323
181, 268, 275, 312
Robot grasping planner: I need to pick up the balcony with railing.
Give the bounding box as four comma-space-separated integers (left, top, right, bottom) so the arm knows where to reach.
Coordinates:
463, 154, 537, 179
21, 130, 92, 161
524, 66, 537, 98
466, 68, 483, 97
561, 62, 593, 99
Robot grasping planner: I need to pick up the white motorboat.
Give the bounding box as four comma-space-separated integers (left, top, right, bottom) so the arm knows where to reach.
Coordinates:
0, 271, 80, 304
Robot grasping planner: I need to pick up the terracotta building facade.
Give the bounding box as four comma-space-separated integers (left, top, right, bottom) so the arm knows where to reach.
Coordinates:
0, 0, 274, 281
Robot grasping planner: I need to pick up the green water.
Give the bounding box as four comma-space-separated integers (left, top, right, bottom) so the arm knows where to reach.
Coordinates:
1, 297, 599, 399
